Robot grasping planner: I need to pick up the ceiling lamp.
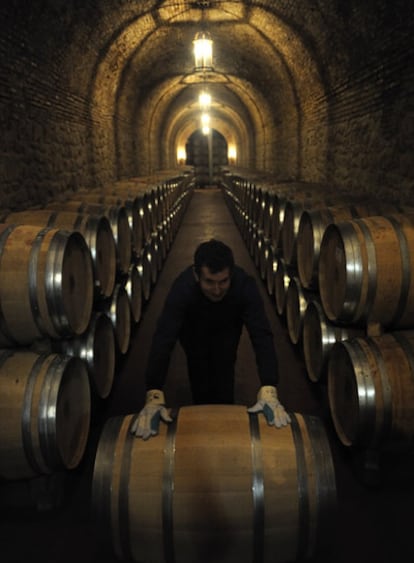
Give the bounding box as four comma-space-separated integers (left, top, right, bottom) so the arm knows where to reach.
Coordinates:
193, 31, 213, 71
201, 112, 210, 134
201, 112, 210, 125
199, 90, 211, 110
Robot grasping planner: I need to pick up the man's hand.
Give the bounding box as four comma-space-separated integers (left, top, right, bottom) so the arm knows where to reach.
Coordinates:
130, 389, 173, 439
247, 385, 291, 428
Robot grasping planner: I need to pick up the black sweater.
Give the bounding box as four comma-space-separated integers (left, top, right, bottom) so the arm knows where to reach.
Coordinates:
145, 265, 279, 390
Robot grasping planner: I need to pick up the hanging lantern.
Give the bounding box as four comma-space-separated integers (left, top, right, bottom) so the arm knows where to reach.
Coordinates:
193, 31, 213, 71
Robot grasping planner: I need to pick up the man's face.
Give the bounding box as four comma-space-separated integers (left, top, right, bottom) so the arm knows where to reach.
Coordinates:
195, 266, 231, 302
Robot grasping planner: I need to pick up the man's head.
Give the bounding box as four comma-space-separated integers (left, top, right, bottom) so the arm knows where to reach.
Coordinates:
193, 239, 234, 302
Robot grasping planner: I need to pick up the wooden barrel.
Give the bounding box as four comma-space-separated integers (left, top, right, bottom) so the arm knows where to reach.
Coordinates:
252, 186, 266, 231
143, 238, 159, 285
166, 206, 178, 245
239, 206, 250, 244
258, 184, 297, 244
156, 223, 168, 264
135, 193, 153, 242
297, 205, 360, 290
262, 190, 276, 239
126, 198, 145, 258
92, 405, 337, 563
285, 277, 313, 345
146, 187, 160, 233
99, 284, 131, 355
328, 332, 414, 449
302, 300, 364, 383
152, 230, 164, 272
48, 201, 132, 275
265, 244, 278, 295
79, 202, 132, 275
274, 256, 292, 316
257, 233, 271, 279
246, 216, 258, 258
296, 202, 405, 290
124, 264, 143, 325
162, 214, 173, 252
135, 254, 152, 302
157, 184, 168, 224
245, 183, 259, 225
319, 214, 414, 328
281, 194, 344, 267
77, 191, 145, 260
273, 182, 330, 253
269, 192, 287, 248
127, 188, 159, 240
58, 312, 116, 399
3, 209, 117, 299
233, 202, 245, 234
0, 349, 90, 479
169, 200, 185, 240
151, 185, 165, 228
0, 224, 94, 346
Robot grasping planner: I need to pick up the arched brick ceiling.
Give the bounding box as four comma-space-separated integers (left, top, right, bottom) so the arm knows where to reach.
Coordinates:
4, 0, 409, 193
89, 0, 326, 173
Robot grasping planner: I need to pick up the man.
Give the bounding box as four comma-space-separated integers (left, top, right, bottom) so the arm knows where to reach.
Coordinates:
131, 238, 290, 439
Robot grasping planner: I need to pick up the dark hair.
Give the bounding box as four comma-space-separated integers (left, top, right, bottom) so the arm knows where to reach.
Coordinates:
193, 239, 235, 276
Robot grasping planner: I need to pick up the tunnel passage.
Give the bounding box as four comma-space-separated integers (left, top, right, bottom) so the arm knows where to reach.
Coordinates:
186, 128, 228, 186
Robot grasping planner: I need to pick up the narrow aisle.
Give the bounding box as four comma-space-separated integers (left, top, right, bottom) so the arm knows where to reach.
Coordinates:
108, 188, 320, 420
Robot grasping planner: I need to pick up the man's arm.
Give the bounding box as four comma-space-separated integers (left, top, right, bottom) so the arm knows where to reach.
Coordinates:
241, 273, 290, 427
131, 270, 193, 439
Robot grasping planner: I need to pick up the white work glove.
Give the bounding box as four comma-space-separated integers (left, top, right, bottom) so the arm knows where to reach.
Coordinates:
130, 389, 173, 439
247, 385, 291, 428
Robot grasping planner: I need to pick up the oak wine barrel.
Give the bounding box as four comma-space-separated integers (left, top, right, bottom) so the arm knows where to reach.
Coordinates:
99, 284, 131, 355
296, 202, 405, 290
319, 214, 414, 328
124, 263, 143, 325
58, 312, 116, 399
302, 300, 364, 383
0, 224, 93, 346
285, 277, 313, 345
265, 244, 278, 295
261, 190, 276, 239
281, 194, 345, 267
48, 201, 132, 275
328, 332, 414, 449
0, 350, 90, 479
274, 256, 292, 316
135, 254, 152, 302
262, 182, 326, 248
92, 405, 337, 563
3, 209, 117, 299
77, 191, 145, 259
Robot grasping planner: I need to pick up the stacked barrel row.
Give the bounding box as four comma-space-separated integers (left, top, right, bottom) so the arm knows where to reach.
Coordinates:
0, 171, 194, 482
222, 173, 414, 457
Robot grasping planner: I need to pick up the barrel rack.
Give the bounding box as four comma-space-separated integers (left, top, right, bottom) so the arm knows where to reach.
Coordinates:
0, 169, 195, 509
